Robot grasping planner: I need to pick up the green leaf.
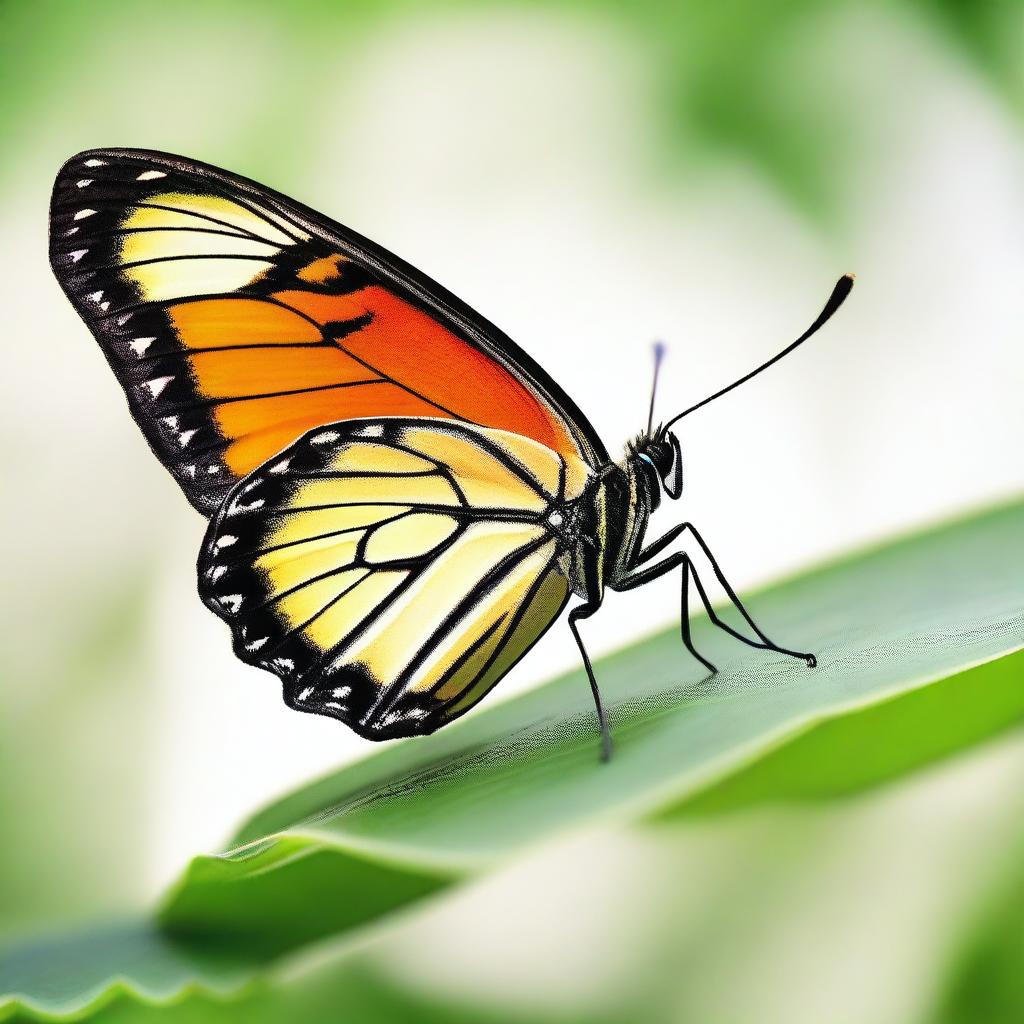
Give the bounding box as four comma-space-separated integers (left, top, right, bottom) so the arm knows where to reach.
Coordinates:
158, 837, 456, 962
0, 921, 254, 1022
0, 920, 578, 1023
2, 498, 1022, 1019
664, 647, 1024, 818
161, 499, 1023, 948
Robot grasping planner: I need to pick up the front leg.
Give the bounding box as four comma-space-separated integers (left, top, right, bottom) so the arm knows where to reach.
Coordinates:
615, 522, 816, 669
633, 522, 688, 565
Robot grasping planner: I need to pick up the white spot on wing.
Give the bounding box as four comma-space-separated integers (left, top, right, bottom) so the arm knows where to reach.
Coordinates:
297, 686, 314, 702
310, 430, 340, 445
75, 179, 93, 188
130, 337, 156, 356
231, 497, 265, 514
69, 249, 88, 262
178, 429, 198, 448
145, 375, 173, 398
354, 424, 385, 438
136, 170, 167, 180
74, 209, 97, 220
269, 459, 291, 474
83, 159, 106, 167
220, 594, 243, 613
215, 534, 237, 549
332, 686, 352, 699
245, 637, 269, 652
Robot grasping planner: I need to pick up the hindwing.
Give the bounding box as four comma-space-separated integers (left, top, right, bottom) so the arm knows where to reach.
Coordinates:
199, 418, 594, 738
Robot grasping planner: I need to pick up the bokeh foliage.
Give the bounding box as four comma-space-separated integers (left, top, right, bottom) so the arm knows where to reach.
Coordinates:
3, 0, 1021, 217
2, 0, 1023, 1020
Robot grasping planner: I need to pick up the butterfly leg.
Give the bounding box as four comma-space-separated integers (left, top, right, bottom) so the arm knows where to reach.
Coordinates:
619, 522, 816, 668
569, 545, 613, 762
612, 553, 717, 674
679, 523, 816, 668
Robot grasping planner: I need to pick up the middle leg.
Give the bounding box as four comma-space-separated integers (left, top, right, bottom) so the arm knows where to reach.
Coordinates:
613, 553, 718, 675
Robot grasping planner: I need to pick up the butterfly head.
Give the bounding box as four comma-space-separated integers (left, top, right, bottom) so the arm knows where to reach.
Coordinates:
634, 428, 683, 501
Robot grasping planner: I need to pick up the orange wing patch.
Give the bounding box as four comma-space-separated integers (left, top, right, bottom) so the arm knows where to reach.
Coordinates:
166, 299, 322, 348
273, 286, 583, 460
296, 253, 347, 284
161, 281, 586, 481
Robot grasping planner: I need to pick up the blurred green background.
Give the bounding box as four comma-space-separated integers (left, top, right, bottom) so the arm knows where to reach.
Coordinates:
2, 0, 1022, 1021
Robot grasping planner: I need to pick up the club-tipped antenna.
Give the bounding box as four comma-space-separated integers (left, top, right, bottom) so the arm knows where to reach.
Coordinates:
662, 274, 855, 432
647, 341, 666, 434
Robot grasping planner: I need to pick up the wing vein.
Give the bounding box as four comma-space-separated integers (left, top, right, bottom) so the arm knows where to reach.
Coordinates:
257, 569, 375, 660
158, 377, 385, 413
370, 533, 555, 715
433, 557, 565, 704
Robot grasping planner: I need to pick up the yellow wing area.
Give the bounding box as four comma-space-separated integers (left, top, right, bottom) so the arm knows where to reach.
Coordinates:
200, 418, 593, 739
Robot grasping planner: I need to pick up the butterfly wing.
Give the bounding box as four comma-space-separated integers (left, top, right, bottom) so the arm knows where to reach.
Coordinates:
50, 149, 607, 515
199, 418, 594, 738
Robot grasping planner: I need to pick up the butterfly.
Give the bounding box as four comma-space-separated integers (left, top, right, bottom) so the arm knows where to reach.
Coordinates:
50, 149, 853, 760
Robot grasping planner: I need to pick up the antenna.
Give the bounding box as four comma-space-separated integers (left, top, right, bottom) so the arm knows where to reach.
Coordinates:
647, 341, 666, 434
663, 274, 854, 431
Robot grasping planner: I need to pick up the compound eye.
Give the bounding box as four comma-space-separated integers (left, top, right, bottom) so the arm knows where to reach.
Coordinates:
664, 432, 683, 498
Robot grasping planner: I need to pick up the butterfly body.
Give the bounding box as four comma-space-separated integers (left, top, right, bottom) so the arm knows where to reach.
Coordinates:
601, 436, 674, 586
51, 149, 847, 757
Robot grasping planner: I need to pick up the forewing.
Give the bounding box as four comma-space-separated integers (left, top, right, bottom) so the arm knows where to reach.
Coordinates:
199, 418, 593, 738
50, 149, 606, 515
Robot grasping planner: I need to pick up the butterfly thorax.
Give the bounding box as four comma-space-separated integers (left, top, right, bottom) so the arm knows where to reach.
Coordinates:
604, 459, 656, 585
590, 429, 683, 590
